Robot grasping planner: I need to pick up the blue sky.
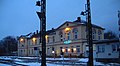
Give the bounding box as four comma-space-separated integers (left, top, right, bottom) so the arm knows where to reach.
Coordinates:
0, 0, 120, 40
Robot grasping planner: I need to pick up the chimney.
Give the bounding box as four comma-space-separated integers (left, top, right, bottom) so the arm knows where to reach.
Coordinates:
52, 28, 54, 30
77, 17, 81, 22
36, 30, 38, 34
33, 32, 35, 35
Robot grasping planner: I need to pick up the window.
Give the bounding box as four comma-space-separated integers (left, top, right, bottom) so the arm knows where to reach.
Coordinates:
73, 28, 78, 39
112, 45, 116, 52
53, 36, 55, 42
74, 32, 78, 39
71, 46, 74, 53
59, 31, 63, 41
93, 29, 96, 34
92, 29, 96, 39
32, 38, 37, 45
98, 30, 102, 35
66, 23, 69, 26
102, 45, 105, 52
76, 45, 80, 52
28, 40, 30, 45
61, 39, 63, 41
29, 49, 30, 54
67, 32, 70, 40
21, 50, 23, 53
97, 45, 105, 53
47, 37, 49, 43
66, 47, 68, 53
60, 47, 63, 52
98, 36, 101, 40
117, 44, 120, 51
71, 48, 73, 53
35, 39, 37, 44
76, 47, 80, 52
52, 47, 54, 51
60, 35, 63, 41
32, 49, 34, 54
112, 44, 119, 52
98, 30, 102, 40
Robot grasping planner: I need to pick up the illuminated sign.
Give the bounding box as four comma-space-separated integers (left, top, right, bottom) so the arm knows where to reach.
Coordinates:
64, 40, 72, 44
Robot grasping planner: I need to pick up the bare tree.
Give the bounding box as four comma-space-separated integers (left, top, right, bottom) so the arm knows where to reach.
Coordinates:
104, 31, 118, 39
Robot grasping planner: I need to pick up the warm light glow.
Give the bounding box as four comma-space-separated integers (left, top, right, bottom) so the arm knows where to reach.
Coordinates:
73, 48, 76, 51
20, 38, 24, 42
52, 51, 55, 54
65, 27, 71, 33
45, 35, 48, 39
62, 49, 65, 52
68, 48, 71, 52
32, 37, 36, 42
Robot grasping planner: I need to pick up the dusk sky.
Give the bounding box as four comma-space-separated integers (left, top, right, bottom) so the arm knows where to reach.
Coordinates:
0, 0, 120, 40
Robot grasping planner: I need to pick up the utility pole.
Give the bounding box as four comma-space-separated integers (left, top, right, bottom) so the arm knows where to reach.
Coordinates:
36, 0, 46, 66
81, 0, 93, 65
118, 11, 120, 42
87, 0, 93, 66
118, 10, 120, 62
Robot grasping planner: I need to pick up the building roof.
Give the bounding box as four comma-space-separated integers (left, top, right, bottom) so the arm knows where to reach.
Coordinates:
93, 39, 119, 44
19, 17, 105, 39
56, 17, 105, 30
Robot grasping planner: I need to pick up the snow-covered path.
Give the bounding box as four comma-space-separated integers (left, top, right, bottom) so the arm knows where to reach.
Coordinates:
0, 56, 120, 66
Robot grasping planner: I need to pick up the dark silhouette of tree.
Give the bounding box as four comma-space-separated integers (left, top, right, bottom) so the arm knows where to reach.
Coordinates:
104, 31, 118, 39
0, 36, 18, 55
0, 40, 5, 55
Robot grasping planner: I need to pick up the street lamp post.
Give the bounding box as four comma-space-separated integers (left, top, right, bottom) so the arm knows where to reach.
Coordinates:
36, 0, 46, 66
81, 0, 93, 66
52, 51, 55, 59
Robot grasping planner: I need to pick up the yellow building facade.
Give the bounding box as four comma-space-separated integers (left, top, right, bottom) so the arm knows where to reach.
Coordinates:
18, 17, 104, 57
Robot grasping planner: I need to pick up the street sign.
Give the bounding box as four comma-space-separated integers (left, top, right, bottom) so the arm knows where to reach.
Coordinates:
64, 40, 72, 44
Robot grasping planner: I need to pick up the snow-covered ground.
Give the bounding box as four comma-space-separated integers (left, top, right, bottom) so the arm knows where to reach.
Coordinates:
0, 56, 120, 66
0, 63, 11, 66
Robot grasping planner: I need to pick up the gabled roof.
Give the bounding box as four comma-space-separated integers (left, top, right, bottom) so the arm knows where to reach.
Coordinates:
56, 19, 105, 30
56, 21, 73, 30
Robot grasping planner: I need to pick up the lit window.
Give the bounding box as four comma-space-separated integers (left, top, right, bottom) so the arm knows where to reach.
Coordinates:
20, 38, 25, 43
68, 48, 71, 52
32, 37, 37, 44
65, 27, 71, 33
73, 48, 76, 53
62, 49, 65, 52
